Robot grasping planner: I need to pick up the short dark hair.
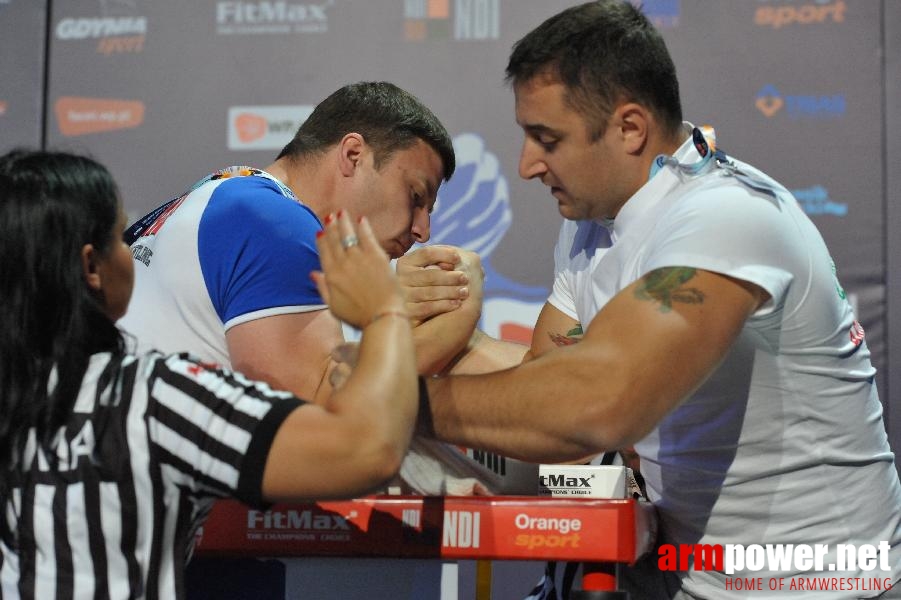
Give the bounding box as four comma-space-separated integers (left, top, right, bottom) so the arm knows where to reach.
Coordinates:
0, 149, 125, 544
278, 81, 456, 181
505, 0, 683, 140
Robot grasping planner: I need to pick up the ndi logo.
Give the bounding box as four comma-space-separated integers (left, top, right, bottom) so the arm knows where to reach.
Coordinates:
755, 85, 845, 119
791, 185, 848, 217
404, 0, 499, 41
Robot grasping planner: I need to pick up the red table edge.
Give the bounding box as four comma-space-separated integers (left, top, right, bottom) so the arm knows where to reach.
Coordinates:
194, 495, 657, 565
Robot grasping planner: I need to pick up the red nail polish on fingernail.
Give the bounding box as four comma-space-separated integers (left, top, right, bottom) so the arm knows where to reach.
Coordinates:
337, 209, 344, 218
325, 214, 333, 225
316, 230, 324, 238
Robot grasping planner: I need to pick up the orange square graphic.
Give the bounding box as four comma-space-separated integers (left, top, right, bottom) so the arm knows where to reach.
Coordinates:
428, 0, 449, 19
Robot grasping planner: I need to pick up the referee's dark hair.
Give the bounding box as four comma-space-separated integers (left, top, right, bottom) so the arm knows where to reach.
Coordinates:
0, 149, 125, 545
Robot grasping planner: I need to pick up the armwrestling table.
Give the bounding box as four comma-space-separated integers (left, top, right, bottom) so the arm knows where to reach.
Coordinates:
194, 496, 657, 599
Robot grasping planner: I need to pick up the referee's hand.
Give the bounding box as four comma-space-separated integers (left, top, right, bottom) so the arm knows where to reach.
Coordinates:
311, 211, 406, 329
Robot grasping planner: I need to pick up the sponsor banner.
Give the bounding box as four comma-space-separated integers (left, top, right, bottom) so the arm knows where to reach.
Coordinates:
755, 84, 845, 119
54, 5, 147, 55
54, 96, 144, 136
630, 0, 680, 29
791, 185, 848, 217
538, 465, 627, 499
227, 105, 313, 150
196, 497, 654, 562
216, 0, 334, 35
403, 0, 499, 41
755, 0, 846, 29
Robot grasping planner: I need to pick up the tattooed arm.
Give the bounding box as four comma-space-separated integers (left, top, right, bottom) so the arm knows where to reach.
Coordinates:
525, 303, 584, 361
421, 267, 767, 463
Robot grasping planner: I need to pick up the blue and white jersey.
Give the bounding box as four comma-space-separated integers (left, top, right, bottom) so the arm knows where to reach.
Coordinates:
120, 167, 325, 366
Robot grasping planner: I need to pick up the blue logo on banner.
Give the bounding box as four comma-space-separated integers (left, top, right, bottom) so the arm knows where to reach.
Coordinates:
792, 185, 848, 217
631, 0, 680, 28
429, 133, 548, 343
756, 85, 845, 119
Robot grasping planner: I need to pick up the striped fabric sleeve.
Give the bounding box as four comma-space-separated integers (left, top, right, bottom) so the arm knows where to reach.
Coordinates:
144, 353, 303, 507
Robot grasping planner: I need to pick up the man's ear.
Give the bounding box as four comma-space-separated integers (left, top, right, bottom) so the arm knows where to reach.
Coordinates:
81, 243, 102, 292
613, 102, 649, 156
337, 132, 366, 177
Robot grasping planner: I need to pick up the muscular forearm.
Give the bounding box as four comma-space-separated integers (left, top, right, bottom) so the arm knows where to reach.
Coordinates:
413, 303, 482, 375
423, 269, 764, 464
445, 330, 528, 375
424, 343, 642, 464
331, 316, 418, 453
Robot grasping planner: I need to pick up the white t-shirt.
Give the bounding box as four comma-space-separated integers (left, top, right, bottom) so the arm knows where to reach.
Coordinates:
549, 127, 901, 597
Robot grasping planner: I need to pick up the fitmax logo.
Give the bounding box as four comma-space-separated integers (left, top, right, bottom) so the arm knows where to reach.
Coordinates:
247, 509, 352, 530
216, 1, 333, 34
539, 475, 593, 488
755, 85, 845, 119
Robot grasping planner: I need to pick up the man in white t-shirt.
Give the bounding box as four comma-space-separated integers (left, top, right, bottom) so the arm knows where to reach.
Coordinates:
415, 2, 901, 597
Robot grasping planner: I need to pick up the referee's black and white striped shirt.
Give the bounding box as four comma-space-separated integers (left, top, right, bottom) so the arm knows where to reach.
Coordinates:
1, 350, 302, 600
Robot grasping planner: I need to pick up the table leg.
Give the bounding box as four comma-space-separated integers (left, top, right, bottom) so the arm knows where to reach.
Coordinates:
570, 563, 629, 599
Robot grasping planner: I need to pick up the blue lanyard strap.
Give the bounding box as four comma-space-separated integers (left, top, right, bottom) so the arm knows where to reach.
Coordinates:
649, 127, 781, 200
649, 127, 715, 180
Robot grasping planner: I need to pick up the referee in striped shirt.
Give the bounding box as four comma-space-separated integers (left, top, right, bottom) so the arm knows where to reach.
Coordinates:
0, 150, 419, 599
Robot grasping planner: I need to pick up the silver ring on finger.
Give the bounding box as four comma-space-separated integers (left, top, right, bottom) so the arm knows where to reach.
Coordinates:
341, 234, 359, 249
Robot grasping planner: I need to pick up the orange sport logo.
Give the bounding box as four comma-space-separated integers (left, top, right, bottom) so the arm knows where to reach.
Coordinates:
55, 97, 145, 136
755, 0, 846, 29
512, 513, 582, 552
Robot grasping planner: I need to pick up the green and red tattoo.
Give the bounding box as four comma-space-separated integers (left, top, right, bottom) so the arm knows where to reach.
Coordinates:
548, 324, 583, 347
634, 267, 705, 312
